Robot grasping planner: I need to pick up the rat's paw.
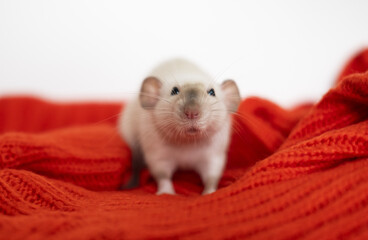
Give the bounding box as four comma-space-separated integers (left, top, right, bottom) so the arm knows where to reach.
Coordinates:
156, 188, 176, 195
202, 187, 216, 195
156, 177, 175, 195
156, 183, 176, 195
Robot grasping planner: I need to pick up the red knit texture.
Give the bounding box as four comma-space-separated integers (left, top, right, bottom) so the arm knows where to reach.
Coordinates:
0, 49, 368, 239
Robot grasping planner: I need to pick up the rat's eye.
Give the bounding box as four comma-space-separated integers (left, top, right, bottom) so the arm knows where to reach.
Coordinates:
207, 88, 216, 97
171, 87, 180, 96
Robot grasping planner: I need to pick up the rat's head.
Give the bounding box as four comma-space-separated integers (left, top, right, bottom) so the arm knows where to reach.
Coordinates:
139, 76, 241, 144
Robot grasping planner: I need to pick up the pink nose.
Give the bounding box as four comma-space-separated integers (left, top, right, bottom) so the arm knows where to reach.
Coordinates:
184, 110, 199, 119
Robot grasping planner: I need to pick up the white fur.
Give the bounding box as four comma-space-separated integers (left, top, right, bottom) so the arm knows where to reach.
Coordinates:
119, 59, 234, 195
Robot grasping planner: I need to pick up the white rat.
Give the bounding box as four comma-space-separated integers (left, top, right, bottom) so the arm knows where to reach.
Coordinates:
119, 59, 241, 195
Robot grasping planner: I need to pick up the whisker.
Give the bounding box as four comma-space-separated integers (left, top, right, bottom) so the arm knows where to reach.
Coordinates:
138, 92, 172, 104
213, 57, 243, 83
166, 70, 181, 89
87, 112, 123, 127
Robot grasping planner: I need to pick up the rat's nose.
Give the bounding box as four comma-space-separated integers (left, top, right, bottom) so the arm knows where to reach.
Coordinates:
184, 109, 200, 119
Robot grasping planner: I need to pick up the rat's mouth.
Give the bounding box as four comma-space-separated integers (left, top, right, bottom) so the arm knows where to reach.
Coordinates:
186, 127, 200, 135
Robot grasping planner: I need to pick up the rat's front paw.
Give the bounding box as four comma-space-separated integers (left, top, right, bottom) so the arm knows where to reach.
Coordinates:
156, 179, 175, 195
156, 186, 175, 195
202, 187, 216, 195
201, 175, 219, 195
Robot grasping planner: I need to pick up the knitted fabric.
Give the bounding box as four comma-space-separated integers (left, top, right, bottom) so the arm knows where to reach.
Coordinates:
0, 49, 368, 239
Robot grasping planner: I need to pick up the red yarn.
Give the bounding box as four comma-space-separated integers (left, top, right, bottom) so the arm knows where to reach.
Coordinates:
0, 49, 368, 239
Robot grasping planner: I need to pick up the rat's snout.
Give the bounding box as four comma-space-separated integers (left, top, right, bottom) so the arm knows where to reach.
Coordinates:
184, 106, 200, 119
182, 87, 202, 120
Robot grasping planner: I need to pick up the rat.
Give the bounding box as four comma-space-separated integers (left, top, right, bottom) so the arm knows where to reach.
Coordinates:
119, 58, 241, 195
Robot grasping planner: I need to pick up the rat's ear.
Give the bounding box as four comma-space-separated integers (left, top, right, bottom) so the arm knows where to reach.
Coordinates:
221, 79, 241, 112
139, 76, 162, 109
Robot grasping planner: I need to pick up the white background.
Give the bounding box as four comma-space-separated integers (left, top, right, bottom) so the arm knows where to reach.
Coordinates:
1, 0, 367, 107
